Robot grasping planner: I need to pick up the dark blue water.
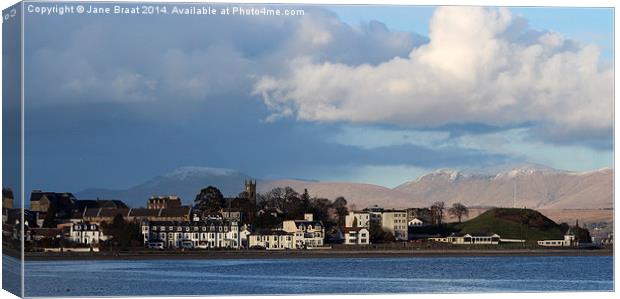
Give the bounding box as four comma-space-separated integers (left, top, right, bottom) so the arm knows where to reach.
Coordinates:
18, 255, 613, 296
2, 255, 21, 297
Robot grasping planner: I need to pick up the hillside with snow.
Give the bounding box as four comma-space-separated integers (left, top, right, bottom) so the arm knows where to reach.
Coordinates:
77, 165, 613, 210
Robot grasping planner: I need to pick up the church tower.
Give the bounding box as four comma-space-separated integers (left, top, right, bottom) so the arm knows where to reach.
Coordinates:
245, 180, 256, 202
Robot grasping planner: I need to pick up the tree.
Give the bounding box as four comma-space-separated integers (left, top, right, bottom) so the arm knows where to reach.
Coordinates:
42, 203, 58, 228
448, 203, 469, 223
332, 196, 349, 227
430, 201, 446, 225
102, 214, 142, 250
369, 222, 395, 243
195, 186, 225, 212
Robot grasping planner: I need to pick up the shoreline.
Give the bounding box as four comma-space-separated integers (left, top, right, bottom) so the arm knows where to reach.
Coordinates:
10, 248, 613, 261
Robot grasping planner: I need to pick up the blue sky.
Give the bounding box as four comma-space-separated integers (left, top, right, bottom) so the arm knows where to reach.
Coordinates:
14, 4, 613, 194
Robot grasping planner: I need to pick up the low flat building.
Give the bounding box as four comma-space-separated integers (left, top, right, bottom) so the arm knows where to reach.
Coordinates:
430, 233, 500, 245
538, 230, 576, 247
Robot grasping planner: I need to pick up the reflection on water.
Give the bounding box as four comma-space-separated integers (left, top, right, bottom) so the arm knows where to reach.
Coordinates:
22, 255, 613, 297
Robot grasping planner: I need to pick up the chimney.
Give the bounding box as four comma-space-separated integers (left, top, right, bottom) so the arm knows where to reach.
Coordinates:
304, 213, 313, 221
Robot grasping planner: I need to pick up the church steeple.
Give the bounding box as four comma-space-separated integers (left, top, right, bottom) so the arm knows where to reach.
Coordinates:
244, 180, 256, 202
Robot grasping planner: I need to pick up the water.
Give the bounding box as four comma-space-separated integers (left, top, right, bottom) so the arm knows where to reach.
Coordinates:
15, 255, 614, 297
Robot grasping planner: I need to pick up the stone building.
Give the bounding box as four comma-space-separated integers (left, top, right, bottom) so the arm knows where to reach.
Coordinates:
147, 195, 182, 209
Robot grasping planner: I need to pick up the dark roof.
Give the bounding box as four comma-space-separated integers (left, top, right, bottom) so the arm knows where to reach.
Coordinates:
252, 229, 293, 236
83, 208, 129, 218
146, 219, 234, 227
30, 228, 62, 237
29, 191, 76, 210
74, 199, 128, 210
83, 208, 101, 218
159, 206, 191, 217
98, 208, 129, 218
129, 208, 160, 217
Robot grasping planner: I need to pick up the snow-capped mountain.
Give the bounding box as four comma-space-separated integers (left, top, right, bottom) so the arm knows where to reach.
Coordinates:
77, 165, 613, 210
395, 166, 612, 209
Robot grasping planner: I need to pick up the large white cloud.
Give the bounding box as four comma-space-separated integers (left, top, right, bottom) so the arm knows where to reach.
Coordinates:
26, 7, 424, 107
253, 7, 613, 143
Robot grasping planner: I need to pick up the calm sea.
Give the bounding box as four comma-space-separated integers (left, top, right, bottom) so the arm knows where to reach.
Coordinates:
6, 255, 614, 296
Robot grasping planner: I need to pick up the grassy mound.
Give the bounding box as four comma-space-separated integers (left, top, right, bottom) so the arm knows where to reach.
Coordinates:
454, 208, 565, 241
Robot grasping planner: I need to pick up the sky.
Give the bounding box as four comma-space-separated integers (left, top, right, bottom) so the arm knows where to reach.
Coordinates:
13, 4, 613, 194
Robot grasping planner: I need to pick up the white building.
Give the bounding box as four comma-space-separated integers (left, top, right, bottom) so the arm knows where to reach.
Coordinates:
141, 220, 240, 249
408, 217, 426, 227
69, 222, 105, 245
282, 213, 325, 248
430, 233, 501, 245
343, 227, 370, 245
538, 230, 576, 247
344, 211, 370, 228
380, 210, 408, 241
248, 230, 294, 250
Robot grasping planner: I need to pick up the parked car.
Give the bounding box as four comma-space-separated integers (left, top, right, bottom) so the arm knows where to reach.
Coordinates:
147, 240, 164, 250
180, 240, 194, 249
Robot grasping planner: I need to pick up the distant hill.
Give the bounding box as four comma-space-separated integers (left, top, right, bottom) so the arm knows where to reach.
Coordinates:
454, 208, 565, 241
77, 167, 253, 208
395, 167, 612, 209
262, 167, 612, 210
76, 165, 613, 210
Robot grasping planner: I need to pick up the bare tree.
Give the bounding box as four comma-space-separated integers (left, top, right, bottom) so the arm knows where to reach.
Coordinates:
448, 203, 469, 223
430, 201, 446, 225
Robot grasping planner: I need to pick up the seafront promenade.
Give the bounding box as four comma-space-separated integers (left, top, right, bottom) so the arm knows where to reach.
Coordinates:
13, 247, 613, 261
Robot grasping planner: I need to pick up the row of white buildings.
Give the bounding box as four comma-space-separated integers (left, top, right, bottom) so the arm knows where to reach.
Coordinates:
138, 213, 327, 250
248, 214, 325, 250
141, 218, 244, 249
